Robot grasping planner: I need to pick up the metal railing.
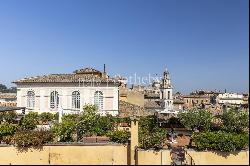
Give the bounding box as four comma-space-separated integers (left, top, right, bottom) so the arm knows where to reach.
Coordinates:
184, 149, 195, 165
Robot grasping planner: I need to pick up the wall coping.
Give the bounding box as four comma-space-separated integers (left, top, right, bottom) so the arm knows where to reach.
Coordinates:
0, 142, 128, 147
186, 148, 249, 153
137, 148, 171, 152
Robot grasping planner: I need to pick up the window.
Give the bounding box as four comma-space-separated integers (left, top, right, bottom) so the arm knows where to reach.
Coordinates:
168, 91, 170, 99
50, 91, 59, 109
27, 91, 35, 108
94, 91, 103, 110
72, 91, 80, 109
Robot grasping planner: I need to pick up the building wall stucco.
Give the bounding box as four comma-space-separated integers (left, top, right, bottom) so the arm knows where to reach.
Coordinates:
16, 82, 119, 116
186, 150, 249, 165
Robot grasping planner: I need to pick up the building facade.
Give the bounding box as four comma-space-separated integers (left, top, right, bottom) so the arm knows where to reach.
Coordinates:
217, 93, 244, 106
13, 67, 120, 116
0, 93, 17, 107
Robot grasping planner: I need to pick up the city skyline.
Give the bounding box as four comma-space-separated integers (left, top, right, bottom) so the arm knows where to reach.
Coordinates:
0, 0, 249, 94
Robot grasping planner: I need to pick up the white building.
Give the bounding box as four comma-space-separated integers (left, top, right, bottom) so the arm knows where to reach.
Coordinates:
13, 67, 120, 116
217, 93, 244, 105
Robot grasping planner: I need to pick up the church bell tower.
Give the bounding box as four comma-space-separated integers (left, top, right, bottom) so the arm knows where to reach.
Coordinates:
160, 68, 173, 112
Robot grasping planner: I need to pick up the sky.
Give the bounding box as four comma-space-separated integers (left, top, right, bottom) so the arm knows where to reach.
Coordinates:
0, 0, 248, 94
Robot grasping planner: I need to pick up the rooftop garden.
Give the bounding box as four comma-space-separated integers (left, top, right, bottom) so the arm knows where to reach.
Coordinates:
0, 105, 249, 153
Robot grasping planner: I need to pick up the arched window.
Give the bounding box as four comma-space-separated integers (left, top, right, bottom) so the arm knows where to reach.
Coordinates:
168, 91, 170, 99
27, 91, 35, 108
94, 91, 103, 110
72, 91, 80, 109
50, 91, 59, 109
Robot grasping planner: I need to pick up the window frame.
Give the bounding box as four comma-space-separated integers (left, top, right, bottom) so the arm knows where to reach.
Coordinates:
27, 91, 35, 108
50, 91, 59, 109
72, 91, 81, 110
94, 91, 104, 110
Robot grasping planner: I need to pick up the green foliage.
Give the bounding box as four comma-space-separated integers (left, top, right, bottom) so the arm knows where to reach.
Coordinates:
77, 104, 114, 137
94, 114, 114, 136
107, 130, 130, 144
9, 130, 54, 148
113, 117, 130, 123
218, 108, 249, 133
53, 112, 59, 121
178, 108, 213, 131
193, 131, 249, 152
139, 116, 167, 150
39, 112, 54, 124
52, 117, 77, 142
0, 111, 17, 123
62, 114, 78, 122
0, 84, 16, 93
0, 123, 18, 140
20, 112, 39, 130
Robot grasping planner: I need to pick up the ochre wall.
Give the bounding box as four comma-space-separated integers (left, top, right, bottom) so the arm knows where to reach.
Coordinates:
0, 145, 249, 165
187, 150, 249, 165
0, 145, 128, 165
137, 149, 171, 165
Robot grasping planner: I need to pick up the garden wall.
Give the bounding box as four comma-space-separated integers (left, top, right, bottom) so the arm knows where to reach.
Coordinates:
186, 149, 249, 165
136, 149, 171, 165
0, 144, 128, 165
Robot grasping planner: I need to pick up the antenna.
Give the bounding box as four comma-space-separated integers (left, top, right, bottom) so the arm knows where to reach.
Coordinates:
104, 64, 106, 73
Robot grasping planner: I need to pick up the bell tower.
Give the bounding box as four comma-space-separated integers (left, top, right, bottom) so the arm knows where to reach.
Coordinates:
160, 68, 173, 111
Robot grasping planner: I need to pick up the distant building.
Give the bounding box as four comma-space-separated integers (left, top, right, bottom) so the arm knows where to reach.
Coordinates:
183, 94, 210, 109
173, 93, 185, 111
183, 90, 221, 109
13, 67, 120, 116
217, 93, 244, 106
0, 93, 17, 107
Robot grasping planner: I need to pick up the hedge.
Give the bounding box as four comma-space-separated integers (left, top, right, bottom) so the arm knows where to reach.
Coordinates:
192, 131, 249, 152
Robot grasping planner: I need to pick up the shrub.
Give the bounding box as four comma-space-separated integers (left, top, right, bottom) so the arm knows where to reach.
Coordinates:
52, 120, 76, 142
192, 131, 249, 152
0, 123, 19, 141
0, 111, 17, 123
107, 130, 130, 144
39, 112, 54, 124
20, 112, 39, 130
9, 129, 54, 148
138, 116, 167, 150
53, 112, 59, 121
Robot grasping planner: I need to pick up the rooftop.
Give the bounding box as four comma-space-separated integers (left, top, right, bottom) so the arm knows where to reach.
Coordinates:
13, 67, 119, 84
0, 93, 16, 99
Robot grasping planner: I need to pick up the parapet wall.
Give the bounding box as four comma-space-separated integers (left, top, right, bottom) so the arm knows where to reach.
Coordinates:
186, 150, 249, 165
0, 144, 128, 165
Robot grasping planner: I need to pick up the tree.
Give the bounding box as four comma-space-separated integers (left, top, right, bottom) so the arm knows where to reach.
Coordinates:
77, 104, 100, 137
139, 115, 167, 149
193, 131, 249, 152
218, 108, 249, 133
178, 108, 213, 131
0, 84, 7, 92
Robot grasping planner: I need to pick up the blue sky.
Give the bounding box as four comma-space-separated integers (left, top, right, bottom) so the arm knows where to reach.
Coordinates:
0, 0, 248, 94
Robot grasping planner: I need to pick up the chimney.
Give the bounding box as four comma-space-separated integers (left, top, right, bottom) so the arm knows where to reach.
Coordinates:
102, 64, 108, 79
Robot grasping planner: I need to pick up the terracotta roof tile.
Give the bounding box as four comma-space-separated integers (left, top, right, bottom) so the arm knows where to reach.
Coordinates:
13, 68, 119, 84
